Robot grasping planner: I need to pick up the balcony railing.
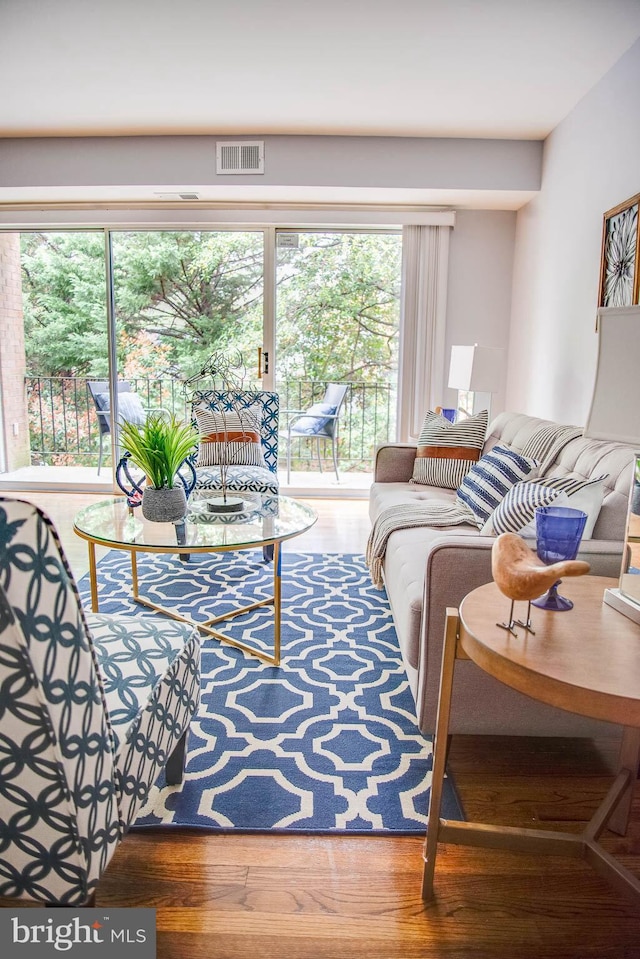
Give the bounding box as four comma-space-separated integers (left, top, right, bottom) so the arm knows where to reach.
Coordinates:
25, 376, 396, 473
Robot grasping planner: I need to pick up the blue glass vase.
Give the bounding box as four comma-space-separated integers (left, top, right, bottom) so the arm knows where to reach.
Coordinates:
531, 506, 588, 611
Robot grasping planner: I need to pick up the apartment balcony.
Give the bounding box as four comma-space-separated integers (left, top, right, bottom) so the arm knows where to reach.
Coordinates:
1, 376, 397, 497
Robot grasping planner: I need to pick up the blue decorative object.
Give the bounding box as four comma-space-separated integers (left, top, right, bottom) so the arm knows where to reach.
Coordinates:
115, 452, 197, 509
77, 551, 464, 834
532, 506, 588, 611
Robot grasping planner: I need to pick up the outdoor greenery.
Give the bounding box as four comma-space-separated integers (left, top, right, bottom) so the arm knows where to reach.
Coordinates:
19, 229, 401, 469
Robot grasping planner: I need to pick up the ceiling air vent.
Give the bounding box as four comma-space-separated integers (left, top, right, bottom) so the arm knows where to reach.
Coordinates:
216, 140, 264, 175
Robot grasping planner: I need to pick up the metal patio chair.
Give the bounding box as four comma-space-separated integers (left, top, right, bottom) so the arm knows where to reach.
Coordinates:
282, 383, 349, 483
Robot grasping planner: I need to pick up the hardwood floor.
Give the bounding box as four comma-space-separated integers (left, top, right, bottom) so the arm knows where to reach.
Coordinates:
2, 490, 640, 958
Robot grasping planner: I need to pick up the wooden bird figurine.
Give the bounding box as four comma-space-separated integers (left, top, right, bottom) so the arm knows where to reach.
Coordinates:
491, 533, 590, 634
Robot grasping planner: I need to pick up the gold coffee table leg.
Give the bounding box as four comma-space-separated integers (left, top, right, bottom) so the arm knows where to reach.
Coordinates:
132, 542, 283, 666
88, 541, 99, 612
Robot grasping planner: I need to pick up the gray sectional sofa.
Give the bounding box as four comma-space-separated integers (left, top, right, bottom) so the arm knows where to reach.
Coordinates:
369, 411, 635, 738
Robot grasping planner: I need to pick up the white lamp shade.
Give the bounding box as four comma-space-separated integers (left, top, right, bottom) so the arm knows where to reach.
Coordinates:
585, 306, 640, 444
448, 345, 504, 392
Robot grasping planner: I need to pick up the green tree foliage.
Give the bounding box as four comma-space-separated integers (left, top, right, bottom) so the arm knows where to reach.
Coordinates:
21, 232, 109, 376
111, 231, 264, 378
276, 233, 401, 385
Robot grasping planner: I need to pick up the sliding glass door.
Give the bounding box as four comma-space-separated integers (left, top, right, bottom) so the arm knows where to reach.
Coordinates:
19, 230, 109, 475
275, 230, 401, 478
0, 225, 400, 489
110, 230, 264, 435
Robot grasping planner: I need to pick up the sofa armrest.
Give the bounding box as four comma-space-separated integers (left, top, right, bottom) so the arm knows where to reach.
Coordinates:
415, 533, 625, 733
373, 443, 417, 483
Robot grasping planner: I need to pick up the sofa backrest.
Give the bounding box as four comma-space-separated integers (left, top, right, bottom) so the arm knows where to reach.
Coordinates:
484, 411, 635, 543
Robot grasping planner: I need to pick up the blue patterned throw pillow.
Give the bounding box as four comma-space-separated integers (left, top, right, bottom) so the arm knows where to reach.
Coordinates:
456, 444, 539, 528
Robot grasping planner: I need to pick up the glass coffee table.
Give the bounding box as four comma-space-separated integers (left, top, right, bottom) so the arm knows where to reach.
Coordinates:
74, 492, 317, 666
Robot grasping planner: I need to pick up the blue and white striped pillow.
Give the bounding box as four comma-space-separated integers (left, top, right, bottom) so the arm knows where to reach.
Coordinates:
482, 480, 561, 536
456, 444, 539, 528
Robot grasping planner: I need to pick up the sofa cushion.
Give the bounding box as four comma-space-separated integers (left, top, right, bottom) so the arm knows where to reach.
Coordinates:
456, 444, 539, 528
411, 409, 488, 489
369, 480, 458, 524
383, 523, 480, 670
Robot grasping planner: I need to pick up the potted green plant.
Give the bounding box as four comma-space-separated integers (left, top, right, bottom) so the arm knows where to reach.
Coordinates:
119, 413, 198, 522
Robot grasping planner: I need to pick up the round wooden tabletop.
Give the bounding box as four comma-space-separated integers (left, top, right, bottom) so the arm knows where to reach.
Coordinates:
459, 576, 640, 727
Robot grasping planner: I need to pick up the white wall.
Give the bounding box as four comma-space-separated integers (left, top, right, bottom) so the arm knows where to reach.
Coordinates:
444, 210, 516, 416
0, 135, 541, 195
507, 38, 640, 425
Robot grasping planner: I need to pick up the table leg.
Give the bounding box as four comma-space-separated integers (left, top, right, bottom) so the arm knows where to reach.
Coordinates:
608, 725, 640, 835
130, 550, 139, 600
273, 541, 282, 667
422, 608, 460, 901
87, 541, 99, 612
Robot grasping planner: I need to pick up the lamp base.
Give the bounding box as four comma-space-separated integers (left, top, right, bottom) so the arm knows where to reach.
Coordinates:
603, 587, 640, 625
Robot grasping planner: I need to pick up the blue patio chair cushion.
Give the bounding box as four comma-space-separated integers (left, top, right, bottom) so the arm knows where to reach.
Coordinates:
96, 390, 147, 426
292, 402, 337, 434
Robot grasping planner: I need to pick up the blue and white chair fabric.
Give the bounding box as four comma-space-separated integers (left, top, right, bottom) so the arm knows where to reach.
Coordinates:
0, 497, 201, 905
189, 388, 280, 495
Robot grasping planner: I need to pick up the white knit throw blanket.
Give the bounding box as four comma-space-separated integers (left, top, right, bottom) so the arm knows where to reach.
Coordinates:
366, 501, 475, 589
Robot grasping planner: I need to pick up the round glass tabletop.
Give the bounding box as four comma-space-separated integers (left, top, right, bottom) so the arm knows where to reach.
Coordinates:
74, 493, 317, 553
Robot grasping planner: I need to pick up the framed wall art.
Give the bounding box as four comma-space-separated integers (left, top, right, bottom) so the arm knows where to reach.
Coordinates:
598, 192, 640, 308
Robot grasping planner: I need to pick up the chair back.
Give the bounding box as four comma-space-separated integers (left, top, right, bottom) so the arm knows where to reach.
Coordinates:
322, 383, 349, 438
0, 497, 118, 904
190, 388, 279, 474
87, 380, 133, 435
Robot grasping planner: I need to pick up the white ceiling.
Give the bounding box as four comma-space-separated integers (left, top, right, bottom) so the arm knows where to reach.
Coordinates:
2, 0, 640, 140
1, 0, 640, 212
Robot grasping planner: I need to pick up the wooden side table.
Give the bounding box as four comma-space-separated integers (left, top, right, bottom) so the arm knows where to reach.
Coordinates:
422, 575, 640, 904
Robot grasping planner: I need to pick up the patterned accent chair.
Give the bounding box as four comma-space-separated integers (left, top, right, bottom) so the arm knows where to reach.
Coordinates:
189, 389, 279, 561
189, 388, 279, 495
0, 497, 201, 905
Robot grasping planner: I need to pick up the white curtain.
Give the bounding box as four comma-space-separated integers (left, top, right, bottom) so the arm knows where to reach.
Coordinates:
397, 224, 452, 441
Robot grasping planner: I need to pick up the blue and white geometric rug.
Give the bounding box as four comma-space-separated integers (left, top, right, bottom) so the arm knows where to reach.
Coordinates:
77, 551, 463, 833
